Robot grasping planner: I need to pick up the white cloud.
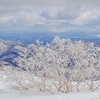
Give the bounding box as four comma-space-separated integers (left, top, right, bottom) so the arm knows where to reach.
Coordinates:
0, 0, 100, 33
75, 11, 92, 25
0, 16, 9, 24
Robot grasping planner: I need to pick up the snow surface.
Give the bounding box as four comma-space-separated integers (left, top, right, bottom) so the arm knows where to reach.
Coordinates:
0, 75, 100, 100
0, 91, 100, 100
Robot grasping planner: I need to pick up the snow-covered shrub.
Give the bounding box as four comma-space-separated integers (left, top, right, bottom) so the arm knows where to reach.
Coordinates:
3, 66, 37, 90
5, 36, 100, 93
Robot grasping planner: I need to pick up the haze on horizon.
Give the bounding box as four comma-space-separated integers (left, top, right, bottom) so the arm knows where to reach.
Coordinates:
0, 0, 100, 35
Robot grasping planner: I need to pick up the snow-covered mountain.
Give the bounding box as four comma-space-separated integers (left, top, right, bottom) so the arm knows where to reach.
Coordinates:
0, 41, 20, 67
0, 34, 100, 67
0, 33, 100, 46
0, 41, 8, 56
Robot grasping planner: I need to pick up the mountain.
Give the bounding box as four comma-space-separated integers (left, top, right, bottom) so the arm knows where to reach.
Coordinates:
0, 32, 100, 45
0, 41, 8, 56
0, 32, 100, 67
0, 42, 20, 67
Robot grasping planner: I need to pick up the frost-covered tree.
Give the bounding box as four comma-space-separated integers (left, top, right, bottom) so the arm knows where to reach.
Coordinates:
9, 36, 100, 93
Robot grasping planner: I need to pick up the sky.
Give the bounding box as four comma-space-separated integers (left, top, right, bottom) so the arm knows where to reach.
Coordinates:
0, 0, 100, 34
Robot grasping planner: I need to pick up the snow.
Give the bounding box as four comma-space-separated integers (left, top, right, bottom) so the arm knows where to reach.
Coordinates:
0, 91, 100, 100
0, 74, 100, 100
0, 38, 100, 100
0, 78, 100, 100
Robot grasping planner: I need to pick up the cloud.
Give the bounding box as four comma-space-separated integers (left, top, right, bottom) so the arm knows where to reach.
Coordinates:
0, 0, 100, 7
0, 0, 100, 33
0, 16, 10, 24
41, 7, 80, 20
0, 0, 100, 14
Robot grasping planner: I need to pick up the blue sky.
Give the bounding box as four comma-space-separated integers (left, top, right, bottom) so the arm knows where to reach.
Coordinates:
0, 0, 100, 34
